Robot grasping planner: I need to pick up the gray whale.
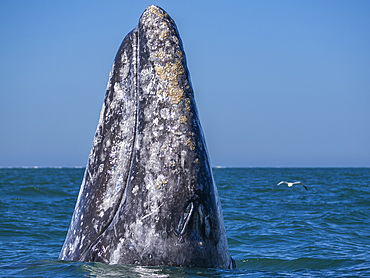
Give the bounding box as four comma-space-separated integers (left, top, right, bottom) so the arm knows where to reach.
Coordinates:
59, 5, 234, 269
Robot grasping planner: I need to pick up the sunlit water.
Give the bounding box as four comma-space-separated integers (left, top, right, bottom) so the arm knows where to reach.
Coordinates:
0, 167, 369, 277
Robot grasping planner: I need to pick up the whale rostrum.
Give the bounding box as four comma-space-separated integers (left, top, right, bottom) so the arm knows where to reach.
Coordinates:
59, 5, 235, 269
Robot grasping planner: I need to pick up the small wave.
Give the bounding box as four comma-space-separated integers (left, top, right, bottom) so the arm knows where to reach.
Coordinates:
0, 166, 85, 169
238, 257, 358, 271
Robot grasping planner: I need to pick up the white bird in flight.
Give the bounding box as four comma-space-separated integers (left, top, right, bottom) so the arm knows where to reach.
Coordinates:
277, 181, 308, 191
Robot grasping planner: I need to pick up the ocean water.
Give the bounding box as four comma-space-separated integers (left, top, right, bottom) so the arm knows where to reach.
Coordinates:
0, 167, 369, 277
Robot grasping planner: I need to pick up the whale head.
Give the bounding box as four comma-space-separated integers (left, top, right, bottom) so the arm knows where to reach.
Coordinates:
59, 5, 234, 269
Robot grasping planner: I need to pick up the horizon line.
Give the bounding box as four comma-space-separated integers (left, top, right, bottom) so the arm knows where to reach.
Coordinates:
0, 165, 369, 169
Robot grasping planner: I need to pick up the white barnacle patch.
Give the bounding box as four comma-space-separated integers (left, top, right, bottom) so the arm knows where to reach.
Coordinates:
70, 235, 80, 252
93, 219, 99, 233
144, 174, 155, 194
98, 164, 104, 175
111, 238, 125, 264
147, 141, 161, 172
105, 139, 111, 148
120, 52, 130, 79
140, 67, 155, 92
105, 63, 115, 91
132, 185, 139, 195
99, 184, 116, 217
169, 109, 176, 119
143, 102, 159, 122
160, 108, 170, 120
155, 174, 167, 190
79, 235, 86, 249
168, 121, 180, 134
130, 219, 144, 241
144, 226, 159, 249
115, 174, 124, 193
114, 82, 124, 100
92, 132, 102, 149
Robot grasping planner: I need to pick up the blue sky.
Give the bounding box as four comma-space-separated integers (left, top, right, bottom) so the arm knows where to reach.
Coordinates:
1, 0, 369, 167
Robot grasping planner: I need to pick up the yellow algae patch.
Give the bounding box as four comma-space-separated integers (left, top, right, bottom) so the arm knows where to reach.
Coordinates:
156, 179, 168, 190
154, 58, 185, 105
156, 50, 166, 60
185, 138, 196, 151
173, 36, 179, 45
155, 65, 165, 77
150, 6, 164, 18
177, 50, 183, 60
159, 31, 168, 40
185, 99, 191, 111
167, 83, 183, 105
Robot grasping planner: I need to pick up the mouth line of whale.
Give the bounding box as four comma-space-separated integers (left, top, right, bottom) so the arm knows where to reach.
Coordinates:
79, 29, 140, 261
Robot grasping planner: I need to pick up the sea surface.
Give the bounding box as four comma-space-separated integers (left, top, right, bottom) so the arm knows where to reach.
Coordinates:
0, 167, 369, 277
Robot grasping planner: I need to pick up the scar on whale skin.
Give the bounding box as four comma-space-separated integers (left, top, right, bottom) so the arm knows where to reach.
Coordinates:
59, 5, 235, 269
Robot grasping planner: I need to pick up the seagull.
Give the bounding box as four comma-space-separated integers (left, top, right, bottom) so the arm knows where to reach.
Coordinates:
277, 181, 308, 191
